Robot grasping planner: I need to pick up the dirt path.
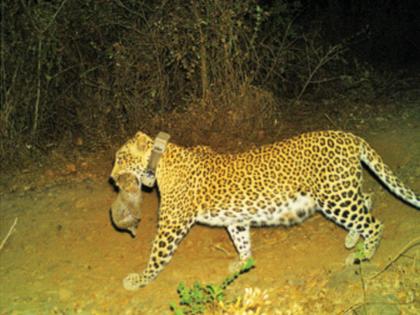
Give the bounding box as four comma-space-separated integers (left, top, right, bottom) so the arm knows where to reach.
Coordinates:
1, 128, 419, 314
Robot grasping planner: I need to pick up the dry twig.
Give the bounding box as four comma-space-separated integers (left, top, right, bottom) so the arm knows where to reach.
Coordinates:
0, 217, 18, 251
369, 236, 420, 280
324, 113, 339, 129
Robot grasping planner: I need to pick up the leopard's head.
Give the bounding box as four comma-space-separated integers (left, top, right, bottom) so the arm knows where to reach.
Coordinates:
111, 131, 153, 181
110, 132, 153, 236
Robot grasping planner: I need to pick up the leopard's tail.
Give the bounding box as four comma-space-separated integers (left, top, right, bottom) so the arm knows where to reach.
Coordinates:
359, 138, 420, 209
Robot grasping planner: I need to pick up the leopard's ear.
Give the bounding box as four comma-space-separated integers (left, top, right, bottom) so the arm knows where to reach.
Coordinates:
134, 131, 152, 151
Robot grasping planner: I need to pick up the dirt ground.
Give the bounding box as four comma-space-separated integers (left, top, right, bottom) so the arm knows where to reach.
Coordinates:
1, 108, 419, 314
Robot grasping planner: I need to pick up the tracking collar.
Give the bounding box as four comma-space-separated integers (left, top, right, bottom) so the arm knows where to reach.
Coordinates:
141, 131, 171, 188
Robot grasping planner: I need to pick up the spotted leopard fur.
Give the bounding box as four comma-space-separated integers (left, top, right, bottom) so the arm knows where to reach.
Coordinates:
110, 130, 419, 290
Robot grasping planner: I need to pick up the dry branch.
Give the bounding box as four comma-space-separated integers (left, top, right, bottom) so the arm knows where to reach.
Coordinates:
369, 237, 420, 280
0, 217, 18, 251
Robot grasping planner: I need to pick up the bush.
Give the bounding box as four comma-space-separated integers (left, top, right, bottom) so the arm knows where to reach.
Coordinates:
0, 0, 381, 168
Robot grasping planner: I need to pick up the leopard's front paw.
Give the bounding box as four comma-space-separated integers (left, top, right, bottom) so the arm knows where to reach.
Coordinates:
123, 273, 144, 291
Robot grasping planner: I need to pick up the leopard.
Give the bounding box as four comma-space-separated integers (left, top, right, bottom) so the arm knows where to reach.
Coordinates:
110, 130, 419, 291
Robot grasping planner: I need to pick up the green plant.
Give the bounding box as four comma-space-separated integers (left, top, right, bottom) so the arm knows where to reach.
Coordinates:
354, 242, 367, 261
170, 258, 255, 315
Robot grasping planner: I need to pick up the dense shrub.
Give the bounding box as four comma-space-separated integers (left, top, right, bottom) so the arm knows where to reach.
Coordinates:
0, 0, 411, 167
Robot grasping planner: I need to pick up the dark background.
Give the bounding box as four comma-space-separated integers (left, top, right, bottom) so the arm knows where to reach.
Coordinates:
1, 0, 419, 168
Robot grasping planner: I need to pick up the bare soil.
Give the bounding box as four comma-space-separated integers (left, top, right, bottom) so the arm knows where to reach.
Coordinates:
1, 113, 419, 314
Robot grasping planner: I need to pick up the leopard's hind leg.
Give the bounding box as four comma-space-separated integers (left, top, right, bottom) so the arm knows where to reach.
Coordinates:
344, 192, 373, 249
345, 229, 360, 249
320, 192, 383, 264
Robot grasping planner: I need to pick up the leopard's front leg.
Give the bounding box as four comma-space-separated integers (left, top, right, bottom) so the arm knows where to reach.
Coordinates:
227, 224, 251, 260
227, 224, 252, 273
122, 210, 194, 291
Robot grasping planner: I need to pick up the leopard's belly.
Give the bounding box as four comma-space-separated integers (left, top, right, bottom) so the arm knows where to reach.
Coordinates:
196, 194, 318, 227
